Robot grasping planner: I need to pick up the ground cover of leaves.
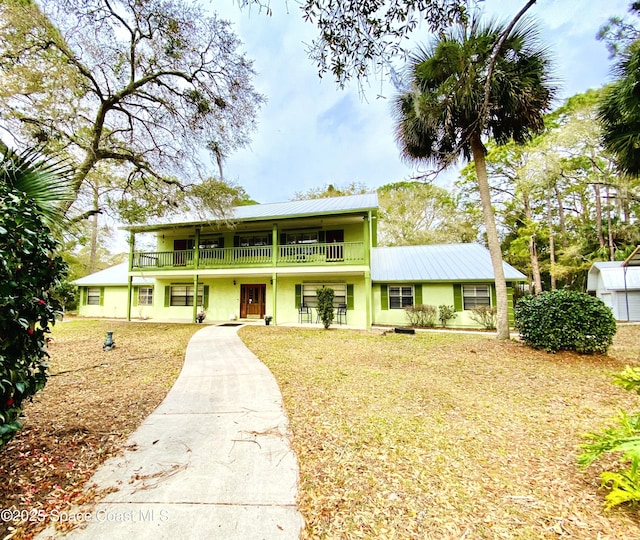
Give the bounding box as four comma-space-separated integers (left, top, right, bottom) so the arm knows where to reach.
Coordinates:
238, 325, 640, 539
0, 319, 198, 540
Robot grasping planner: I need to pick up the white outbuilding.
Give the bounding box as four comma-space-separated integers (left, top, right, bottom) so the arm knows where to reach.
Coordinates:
587, 247, 640, 321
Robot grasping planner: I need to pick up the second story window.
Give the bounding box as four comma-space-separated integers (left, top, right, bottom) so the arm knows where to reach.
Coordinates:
199, 237, 223, 249
286, 231, 319, 244
239, 234, 270, 246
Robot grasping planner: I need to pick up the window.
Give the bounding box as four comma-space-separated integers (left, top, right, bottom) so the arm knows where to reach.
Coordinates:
240, 234, 270, 247
170, 285, 203, 307
286, 231, 319, 244
199, 237, 223, 249
138, 287, 153, 306
389, 286, 414, 309
87, 287, 101, 305
300, 283, 346, 307
463, 284, 491, 309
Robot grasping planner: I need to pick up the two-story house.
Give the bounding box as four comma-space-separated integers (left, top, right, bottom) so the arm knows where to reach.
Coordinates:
75, 193, 527, 328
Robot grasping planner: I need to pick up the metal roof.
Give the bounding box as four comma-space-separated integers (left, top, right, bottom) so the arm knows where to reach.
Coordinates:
587, 261, 640, 291
73, 263, 153, 286
123, 193, 379, 232
370, 244, 527, 282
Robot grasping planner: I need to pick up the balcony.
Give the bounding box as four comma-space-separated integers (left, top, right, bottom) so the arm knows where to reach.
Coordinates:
131, 242, 366, 270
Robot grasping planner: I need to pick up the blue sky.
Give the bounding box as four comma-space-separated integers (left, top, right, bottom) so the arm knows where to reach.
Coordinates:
215, 1, 630, 204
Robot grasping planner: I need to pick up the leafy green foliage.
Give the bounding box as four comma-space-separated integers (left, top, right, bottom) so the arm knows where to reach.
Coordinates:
393, 17, 556, 341
469, 305, 497, 330
613, 366, 640, 394
579, 367, 640, 509
404, 304, 437, 328
599, 40, 640, 176
316, 287, 335, 329
0, 152, 69, 447
438, 305, 456, 328
377, 181, 480, 246
515, 290, 617, 354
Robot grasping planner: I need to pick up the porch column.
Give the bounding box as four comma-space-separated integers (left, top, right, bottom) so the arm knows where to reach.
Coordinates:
272, 272, 278, 324
128, 231, 135, 271
126, 231, 135, 321
126, 275, 133, 322
364, 270, 372, 329
192, 274, 199, 323
194, 227, 200, 269
272, 223, 278, 266
363, 213, 371, 266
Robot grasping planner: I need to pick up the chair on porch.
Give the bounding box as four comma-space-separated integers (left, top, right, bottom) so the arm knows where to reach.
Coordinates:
336, 304, 347, 325
298, 303, 312, 324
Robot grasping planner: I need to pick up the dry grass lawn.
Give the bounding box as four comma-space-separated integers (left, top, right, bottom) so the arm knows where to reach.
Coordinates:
239, 325, 640, 539
1, 320, 639, 539
0, 319, 199, 540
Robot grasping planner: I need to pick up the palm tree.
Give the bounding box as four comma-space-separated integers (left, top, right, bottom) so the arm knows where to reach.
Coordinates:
393, 18, 555, 339
0, 147, 74, 230
598, 41, 640, 176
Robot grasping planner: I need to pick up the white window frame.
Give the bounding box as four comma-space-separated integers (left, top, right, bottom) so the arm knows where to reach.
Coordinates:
389, 286, 414, 309
170, 284, 203, 307
301, 283, 346, 307
463, 284, 491, 310
138, 287, 153, 306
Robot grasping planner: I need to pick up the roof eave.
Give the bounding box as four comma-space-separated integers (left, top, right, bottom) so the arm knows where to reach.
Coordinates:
121, 206, 378, 233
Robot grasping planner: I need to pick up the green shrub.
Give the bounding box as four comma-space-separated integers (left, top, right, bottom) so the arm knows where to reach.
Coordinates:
0, 154, 69, 447
578, 366, 640, 509
404, 304, 437, 327
514, 290, 616, 354
316, 287, 334, 329
438, 305, 456, 328
469, 305, 497, 330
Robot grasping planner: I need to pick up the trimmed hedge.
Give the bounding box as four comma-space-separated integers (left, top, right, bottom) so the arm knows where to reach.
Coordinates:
514, 290, 616, 354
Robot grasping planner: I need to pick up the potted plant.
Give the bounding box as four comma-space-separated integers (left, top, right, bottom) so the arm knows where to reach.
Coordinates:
196, 308, 206, 323
264, 315, 273, 326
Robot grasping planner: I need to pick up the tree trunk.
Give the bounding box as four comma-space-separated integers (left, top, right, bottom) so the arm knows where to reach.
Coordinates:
553, 183, 567, 243
606, 185, 615, 260
471, 134, 510, 340
594, 183, 605, 249
523, 193, 542, 294
529, 235, 542, 294
546, 190, 557, 290
89, 182, 99, 273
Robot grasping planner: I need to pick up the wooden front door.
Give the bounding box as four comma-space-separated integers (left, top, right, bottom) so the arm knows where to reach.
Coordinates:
240, 284, 266, 319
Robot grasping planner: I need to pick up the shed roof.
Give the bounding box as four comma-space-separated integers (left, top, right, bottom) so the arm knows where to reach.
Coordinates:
122, 193, 379, 232
73, 262, 152, 286
587, 261, 640, 291
370, 244, 527, 282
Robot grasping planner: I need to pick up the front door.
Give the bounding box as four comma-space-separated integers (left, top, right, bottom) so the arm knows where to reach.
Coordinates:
240, 284, 266, 319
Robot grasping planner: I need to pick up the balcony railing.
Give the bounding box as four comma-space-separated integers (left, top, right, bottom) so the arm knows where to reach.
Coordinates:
131, 242, 365, 270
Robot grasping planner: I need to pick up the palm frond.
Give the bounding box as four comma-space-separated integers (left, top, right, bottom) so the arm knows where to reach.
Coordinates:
0, 147, 75, 228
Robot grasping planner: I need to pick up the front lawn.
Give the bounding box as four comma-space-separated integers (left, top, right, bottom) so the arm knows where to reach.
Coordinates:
0, 319, 199, 540
239, 325, 640, 539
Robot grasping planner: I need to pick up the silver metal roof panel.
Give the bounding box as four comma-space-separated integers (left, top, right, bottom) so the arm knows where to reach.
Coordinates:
371, 244, 527, 282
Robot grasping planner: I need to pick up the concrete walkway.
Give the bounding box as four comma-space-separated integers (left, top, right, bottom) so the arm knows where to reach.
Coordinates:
37, 325, 304, 540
